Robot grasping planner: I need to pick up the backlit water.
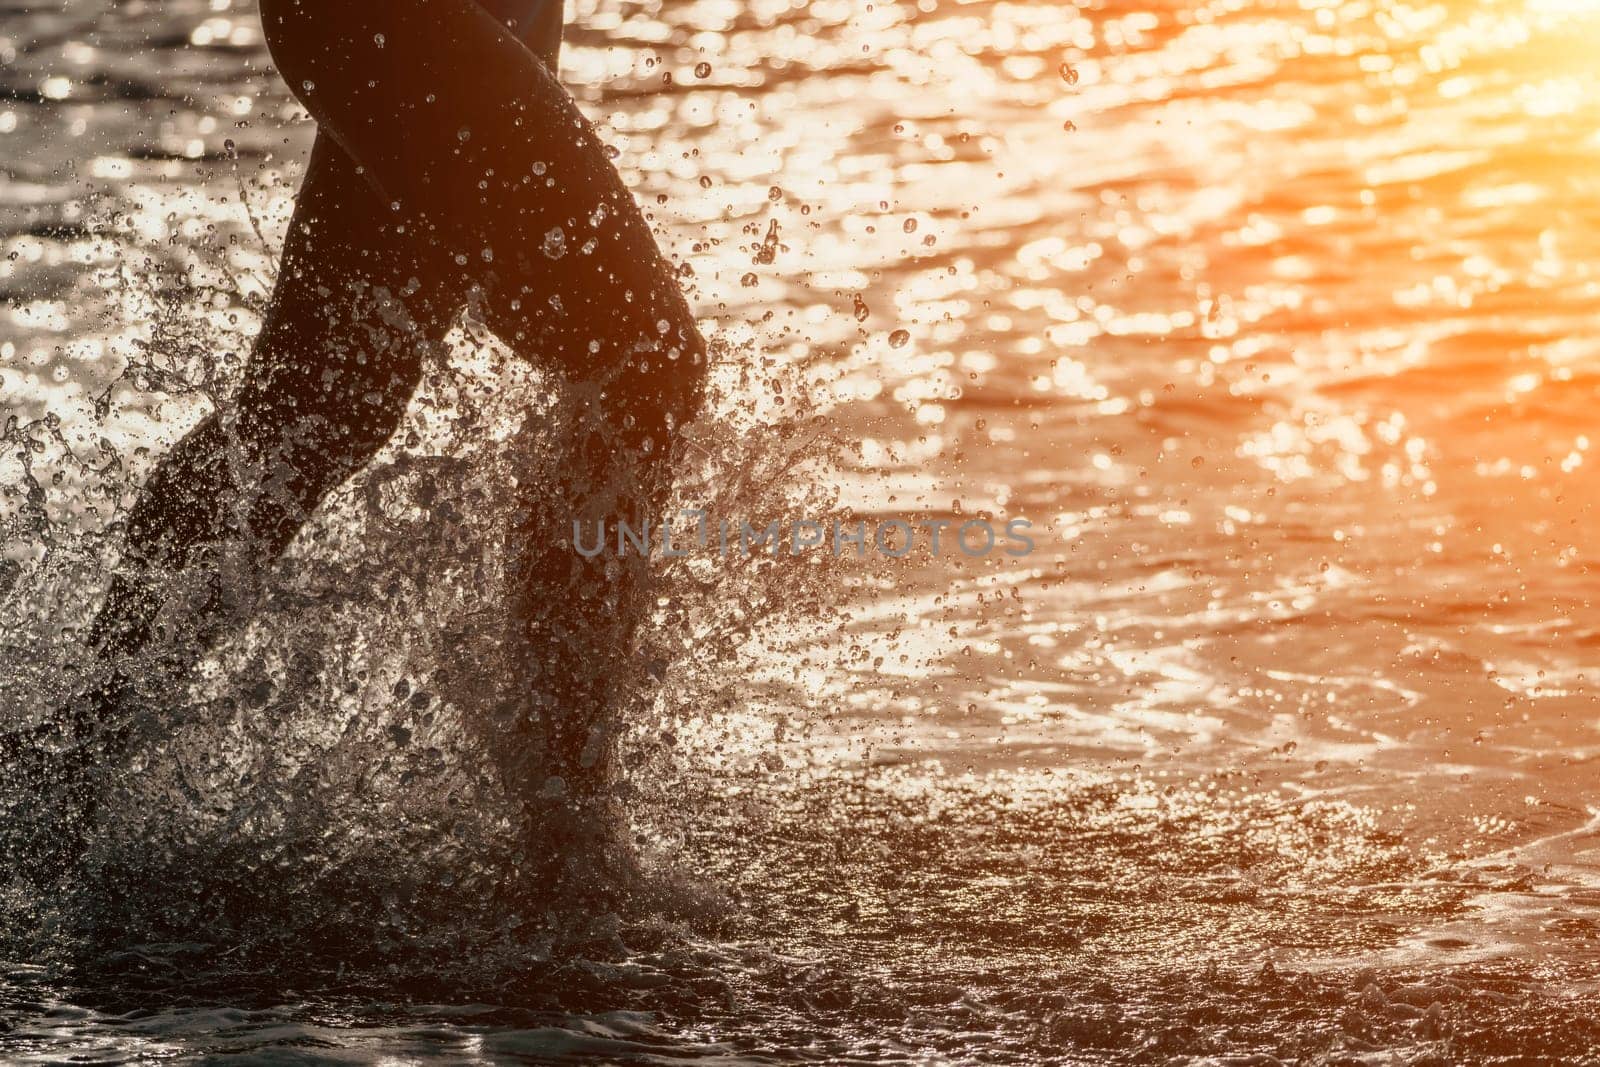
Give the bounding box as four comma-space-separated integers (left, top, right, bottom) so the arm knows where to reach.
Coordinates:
7, 0, 1600, 1060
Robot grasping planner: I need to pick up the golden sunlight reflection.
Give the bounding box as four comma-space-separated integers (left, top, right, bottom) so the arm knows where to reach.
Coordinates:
14, 0, 1600, 1036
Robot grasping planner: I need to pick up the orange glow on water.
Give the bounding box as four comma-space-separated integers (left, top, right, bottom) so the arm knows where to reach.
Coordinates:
12, 0, 1600, 1055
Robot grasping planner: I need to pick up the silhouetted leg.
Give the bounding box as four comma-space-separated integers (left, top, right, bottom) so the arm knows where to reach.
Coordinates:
256, 0, 705, 437
6, 3, 584, 884
85, 1, 570, 691
86, 137, 447, 688
0, 136, 448, 882
499, 408, 675, 804
259, 0, 706, 815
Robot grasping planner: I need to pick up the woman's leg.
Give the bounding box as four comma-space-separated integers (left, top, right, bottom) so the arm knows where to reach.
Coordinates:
88, 137, 447, 670
86, 4, 573, 676
9, 136, 452, 881
257, 0, 706, 443
260, 0, 706, 811
2, 7, 582, 885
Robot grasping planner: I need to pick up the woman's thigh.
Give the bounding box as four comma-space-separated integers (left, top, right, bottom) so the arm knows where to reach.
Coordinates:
257, 0, 567, 208
258, 0, 704, 425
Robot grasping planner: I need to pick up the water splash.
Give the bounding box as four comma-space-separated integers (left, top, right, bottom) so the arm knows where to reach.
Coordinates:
0, 182, 847, 992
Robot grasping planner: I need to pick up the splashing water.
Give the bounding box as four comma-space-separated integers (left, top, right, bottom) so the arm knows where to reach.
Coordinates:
16, 0, 1600, 1061
0, 223, 847, 955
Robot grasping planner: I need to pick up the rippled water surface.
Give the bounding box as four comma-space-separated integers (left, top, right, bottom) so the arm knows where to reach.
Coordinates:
10, 0, 1600, 1060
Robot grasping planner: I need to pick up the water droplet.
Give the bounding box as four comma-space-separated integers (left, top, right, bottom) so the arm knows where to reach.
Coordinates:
768, 185, 783, 202
301, 79, 315, 93
753, 218, 781, 265
889, 329, 910, 348
1059, 63, 1079, 85
374, 33, 386, 48
694, 61, 712, 78
903, 218, 917, 233
543, 227, 567, 259
853, 294, 870, 322
457, 126, 471, 142
699, 175, 713, 188
741, 272, 758, 287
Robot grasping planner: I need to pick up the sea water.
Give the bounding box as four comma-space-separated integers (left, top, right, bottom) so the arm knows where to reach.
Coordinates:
6, 0, 1600, 1060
